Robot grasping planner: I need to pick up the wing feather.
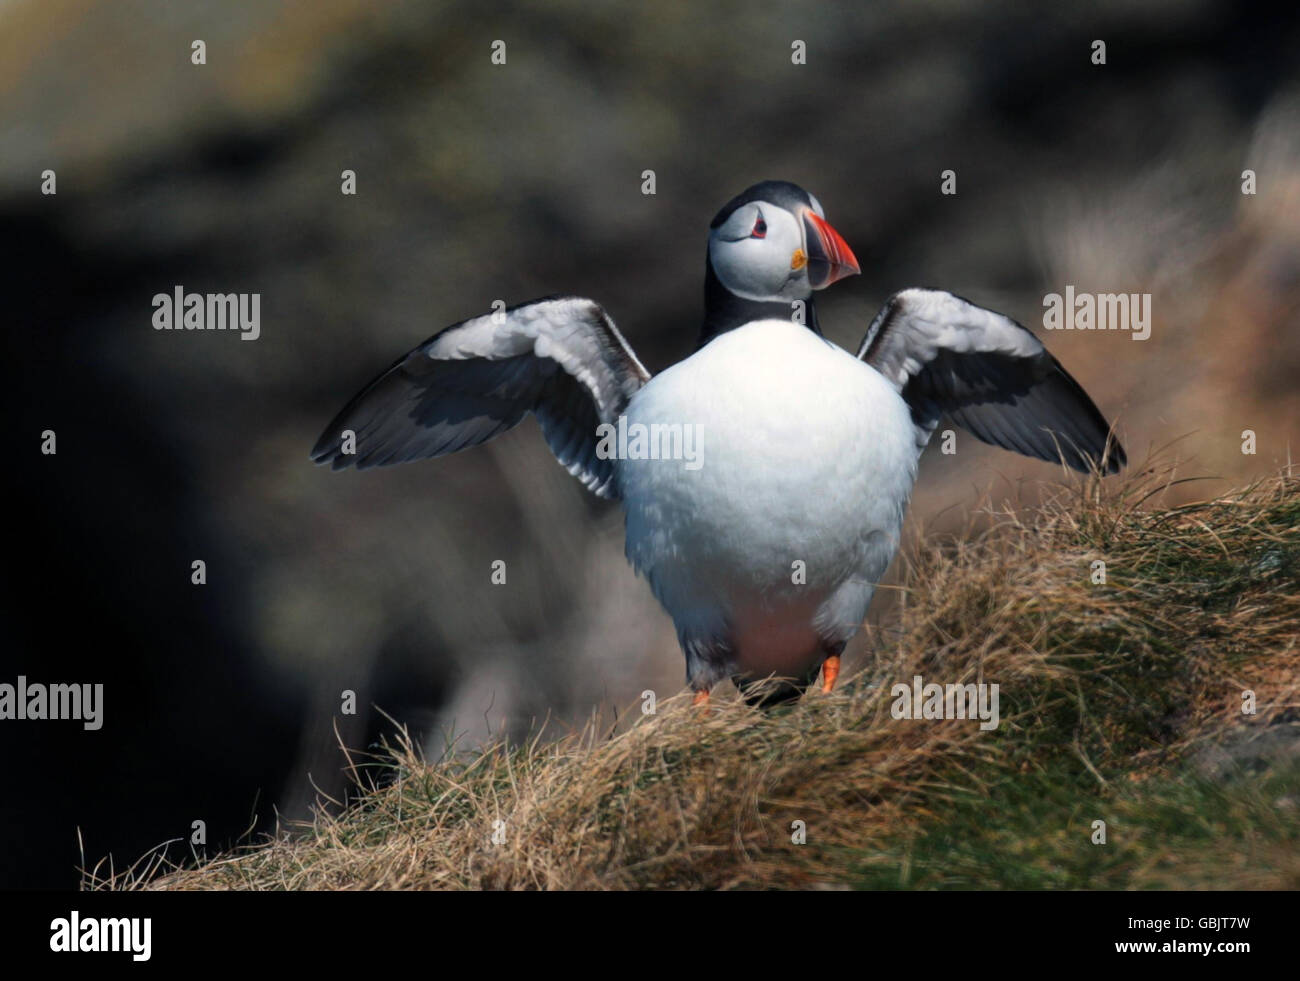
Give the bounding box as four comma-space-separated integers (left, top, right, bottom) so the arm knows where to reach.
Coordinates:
311, 296, 650, 498
858, 289, 1125, 473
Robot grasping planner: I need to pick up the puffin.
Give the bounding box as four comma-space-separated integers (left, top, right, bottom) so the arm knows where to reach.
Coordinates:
312, 180, 1125, 707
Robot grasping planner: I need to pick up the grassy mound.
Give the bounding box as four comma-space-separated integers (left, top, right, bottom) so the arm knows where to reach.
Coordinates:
104, 468, 1300, 890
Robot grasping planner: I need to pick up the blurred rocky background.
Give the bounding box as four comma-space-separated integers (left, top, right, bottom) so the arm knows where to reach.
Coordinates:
2, 0, 1298, 886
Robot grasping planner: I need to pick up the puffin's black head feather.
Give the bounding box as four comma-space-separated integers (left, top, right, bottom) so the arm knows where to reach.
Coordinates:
709, 180, 815, 229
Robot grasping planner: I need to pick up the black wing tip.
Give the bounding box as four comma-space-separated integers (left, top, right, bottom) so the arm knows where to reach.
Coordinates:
1102, 437, 1127, 474
309, 436, 334, 465
309, 450, 356, 471
1055, 429, 1126, 475
1073, 408, 1127, 477
1045, 360, 1127, 476
311, 441, 408, 472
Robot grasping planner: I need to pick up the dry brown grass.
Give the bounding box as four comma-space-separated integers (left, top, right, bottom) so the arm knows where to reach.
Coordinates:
96, 464, 1300, 890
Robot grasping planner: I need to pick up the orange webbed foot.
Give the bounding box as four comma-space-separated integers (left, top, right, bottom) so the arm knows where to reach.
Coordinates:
821, 655, 841, 694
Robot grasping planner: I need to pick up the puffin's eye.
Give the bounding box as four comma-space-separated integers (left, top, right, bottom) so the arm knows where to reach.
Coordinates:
751, 217, 767, 239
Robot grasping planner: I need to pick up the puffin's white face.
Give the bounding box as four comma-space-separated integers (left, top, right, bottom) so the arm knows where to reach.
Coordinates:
707, 194, 859, 303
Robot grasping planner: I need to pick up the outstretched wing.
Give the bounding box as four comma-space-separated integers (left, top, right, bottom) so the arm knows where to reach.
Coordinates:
311, 296, 650, 498
857, 288, 1125, 473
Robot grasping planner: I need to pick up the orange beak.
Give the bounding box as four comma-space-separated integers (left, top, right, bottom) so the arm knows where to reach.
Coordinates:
803, 211, 860, 289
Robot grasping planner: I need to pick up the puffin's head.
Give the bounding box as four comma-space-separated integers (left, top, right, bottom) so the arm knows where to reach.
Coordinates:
706, 180, 860, 303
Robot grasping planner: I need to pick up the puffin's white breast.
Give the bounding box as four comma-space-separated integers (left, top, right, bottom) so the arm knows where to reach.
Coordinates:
619, 319, 917, 676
